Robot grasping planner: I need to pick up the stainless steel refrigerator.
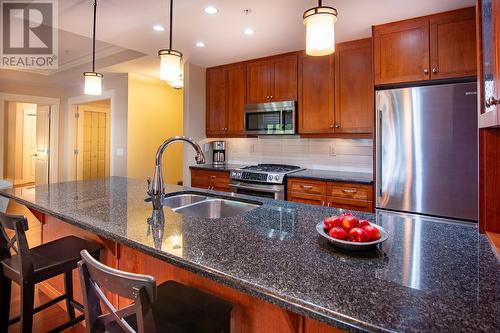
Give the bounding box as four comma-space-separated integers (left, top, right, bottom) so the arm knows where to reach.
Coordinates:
376, 82, 478, 221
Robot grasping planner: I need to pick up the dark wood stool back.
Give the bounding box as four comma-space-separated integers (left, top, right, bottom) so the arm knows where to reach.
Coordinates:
0, 214, 32, 279
78, 249, 158, 333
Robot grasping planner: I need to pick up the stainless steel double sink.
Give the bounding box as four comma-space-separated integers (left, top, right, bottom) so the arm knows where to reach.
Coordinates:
162, 193, 261, 219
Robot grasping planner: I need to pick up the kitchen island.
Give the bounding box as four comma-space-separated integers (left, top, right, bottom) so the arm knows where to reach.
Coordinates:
1, 177, 499, 333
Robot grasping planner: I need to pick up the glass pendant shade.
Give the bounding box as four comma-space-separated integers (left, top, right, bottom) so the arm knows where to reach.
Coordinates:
304, 6, 337, 56
169, 75, 183, 89
83, 72, 103, 95
159, 49, 182, 83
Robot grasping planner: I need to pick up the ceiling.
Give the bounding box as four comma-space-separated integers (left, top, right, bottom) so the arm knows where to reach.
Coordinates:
1, 0, 476, 90
58, 0, 476, 68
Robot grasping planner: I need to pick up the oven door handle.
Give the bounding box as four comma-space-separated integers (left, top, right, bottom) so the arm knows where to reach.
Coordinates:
230, 183, 283, 193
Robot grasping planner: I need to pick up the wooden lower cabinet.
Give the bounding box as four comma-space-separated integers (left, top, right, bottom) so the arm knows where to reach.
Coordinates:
287, 178, 374, 213
190, 169, 230, 192
37, 213, 343, 333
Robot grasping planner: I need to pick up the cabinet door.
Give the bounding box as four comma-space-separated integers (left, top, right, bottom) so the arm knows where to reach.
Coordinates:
374, 17, 430, 85
272, 54, 298, 101
430, 7, 477, 80
247, 60, 271, 103
298, 53, 335, 134
287, 192, 327, 206
334, 39, 374, 134
226, 64, 247, 135
191, 169, 230, 192
206, 68, 227, 136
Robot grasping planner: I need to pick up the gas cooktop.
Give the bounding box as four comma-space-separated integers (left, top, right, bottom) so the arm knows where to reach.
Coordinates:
230, 164, 304, 184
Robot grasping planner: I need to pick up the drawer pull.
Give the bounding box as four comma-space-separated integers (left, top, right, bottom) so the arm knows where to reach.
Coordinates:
321, 201, 325, 206
301, 185, 314, 190
342, 189, 357, 194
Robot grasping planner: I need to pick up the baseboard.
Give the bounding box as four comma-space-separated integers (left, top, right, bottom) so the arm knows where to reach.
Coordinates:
486, 231, 500, 260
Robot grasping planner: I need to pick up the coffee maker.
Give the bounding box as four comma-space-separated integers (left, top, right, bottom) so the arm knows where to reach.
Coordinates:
211, 141, 226, 166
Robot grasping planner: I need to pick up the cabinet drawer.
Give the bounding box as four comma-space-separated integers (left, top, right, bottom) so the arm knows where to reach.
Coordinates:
287, 179, 327, 195
327, 182, 373, 201
191, 169, 230, 192
327, 197, 373, 213
287, 192, 327, 206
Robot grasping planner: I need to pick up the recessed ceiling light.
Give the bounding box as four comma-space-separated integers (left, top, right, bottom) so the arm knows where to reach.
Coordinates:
244, 28, 255, 36
204, 6, 218, 14
153, 25, 165, 32
196, 41, 205, 48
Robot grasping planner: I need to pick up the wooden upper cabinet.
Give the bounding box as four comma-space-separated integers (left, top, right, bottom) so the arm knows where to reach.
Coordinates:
206, 68, 227, 136
334, 38, 374, 134
247, 54, 298, 103
374, 17, 430, 85
430, 7, 477, 79
374, 7, 477, 85
298, 52, 335, 134
226, 64, 247, 135
247, 60, 272, 103
272, 54, 298, 101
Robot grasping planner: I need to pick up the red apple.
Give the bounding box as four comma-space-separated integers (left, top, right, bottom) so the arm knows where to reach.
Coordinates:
349, 227, 370, 242
362, 225, 381, 241
341, 216, 359, 232
358, 220, 371, 228
328, 227, 349, 240
323, 216, 343, 231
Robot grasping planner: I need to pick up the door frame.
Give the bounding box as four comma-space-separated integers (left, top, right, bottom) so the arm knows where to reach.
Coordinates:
0, 93, 60, 183
22, 107, 37, 184
67, 90, 114, 181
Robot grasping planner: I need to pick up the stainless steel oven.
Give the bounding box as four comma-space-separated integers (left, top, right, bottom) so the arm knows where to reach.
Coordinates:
229, 181, 286, 200
229, 164, 304, 200
244, 101, 297, 135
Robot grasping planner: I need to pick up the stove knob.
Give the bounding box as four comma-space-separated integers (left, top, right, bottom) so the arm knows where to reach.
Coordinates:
268, 175, 273, 181
274, 175, 280, 181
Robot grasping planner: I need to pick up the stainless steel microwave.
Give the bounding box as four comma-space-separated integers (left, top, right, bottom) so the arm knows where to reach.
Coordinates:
244, 101, 297, 135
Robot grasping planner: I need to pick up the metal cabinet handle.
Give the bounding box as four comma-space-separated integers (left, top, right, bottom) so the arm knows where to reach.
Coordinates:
330, 124, 334, 129
270, 95, 274, 99
486, 96, 500, 108
334, 124, 340, 128
423, 69, 429, 74
327, 202, 331, 207
342, 189, 357, 194
301, 185, 314, 190
321, 201, 325, 206
432, 68, 438, 74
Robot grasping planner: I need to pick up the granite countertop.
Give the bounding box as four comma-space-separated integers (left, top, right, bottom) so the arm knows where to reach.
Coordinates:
1, 177, 499, 332
189, 163, 246, 172
288, 169, 374, 184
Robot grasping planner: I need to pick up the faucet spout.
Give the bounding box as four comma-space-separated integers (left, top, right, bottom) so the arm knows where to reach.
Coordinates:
147, 136, 205, 210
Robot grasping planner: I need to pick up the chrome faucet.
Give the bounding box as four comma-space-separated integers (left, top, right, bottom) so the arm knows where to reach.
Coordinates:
147, 136, 205, 210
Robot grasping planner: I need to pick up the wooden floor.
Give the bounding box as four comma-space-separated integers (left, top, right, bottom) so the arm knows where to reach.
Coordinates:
5, 200, 85, 333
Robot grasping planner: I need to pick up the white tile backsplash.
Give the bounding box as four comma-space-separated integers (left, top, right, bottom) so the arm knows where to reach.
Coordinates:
206, 136, 373, 173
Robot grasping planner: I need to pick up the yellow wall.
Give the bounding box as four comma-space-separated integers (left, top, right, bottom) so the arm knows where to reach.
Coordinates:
127, 74, 184, 185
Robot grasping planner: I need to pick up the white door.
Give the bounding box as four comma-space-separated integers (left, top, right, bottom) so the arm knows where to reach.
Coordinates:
35, 105, 51, 185
22, 110, 37, 183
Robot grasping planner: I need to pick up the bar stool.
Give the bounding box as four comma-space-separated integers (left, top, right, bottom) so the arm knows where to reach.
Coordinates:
78, 249, 233, 333
0, 212, 102, 333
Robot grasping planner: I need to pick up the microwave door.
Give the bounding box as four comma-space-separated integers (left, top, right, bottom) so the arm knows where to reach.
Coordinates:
245, 111, 280, 134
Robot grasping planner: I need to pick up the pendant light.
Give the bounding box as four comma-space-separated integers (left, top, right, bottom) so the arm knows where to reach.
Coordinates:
303, 0, 338, 56
159, 0, 182, 85
83, 0, 103, 95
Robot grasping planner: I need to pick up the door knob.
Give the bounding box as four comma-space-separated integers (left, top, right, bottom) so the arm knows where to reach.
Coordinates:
432, 68, 438, 74
486, 96, 500, 108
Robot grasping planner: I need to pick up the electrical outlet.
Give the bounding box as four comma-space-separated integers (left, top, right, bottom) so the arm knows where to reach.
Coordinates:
329, 146, 336, 156
203, 143, 211, 152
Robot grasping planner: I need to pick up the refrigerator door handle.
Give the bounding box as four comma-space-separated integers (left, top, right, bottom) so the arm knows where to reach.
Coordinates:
377, 109, 383, 199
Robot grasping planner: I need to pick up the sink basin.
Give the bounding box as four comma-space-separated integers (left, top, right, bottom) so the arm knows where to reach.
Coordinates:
162, 194, 207, 209
173, 199, 260, 219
